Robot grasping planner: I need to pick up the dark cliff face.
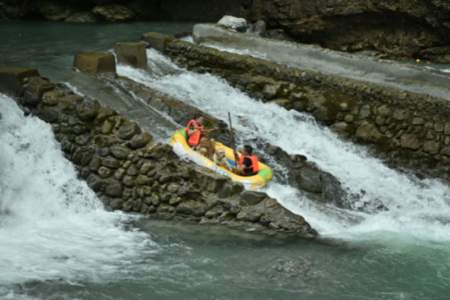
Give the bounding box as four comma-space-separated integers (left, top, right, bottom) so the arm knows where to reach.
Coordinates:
0, 0, 245, 22
243, 0, 450, 60
1, 0, 449, 61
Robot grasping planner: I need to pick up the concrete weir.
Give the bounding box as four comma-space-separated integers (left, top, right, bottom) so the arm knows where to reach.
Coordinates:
0, 65, 317, 239
193, 24, 450, 101
142, 31, 450, 183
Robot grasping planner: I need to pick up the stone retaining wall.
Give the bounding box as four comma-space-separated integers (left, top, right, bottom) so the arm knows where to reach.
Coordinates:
142, 32, 450, 182
0, 67, 317, 238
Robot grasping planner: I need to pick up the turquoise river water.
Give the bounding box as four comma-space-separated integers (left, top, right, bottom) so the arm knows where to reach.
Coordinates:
1, 21, 450, 300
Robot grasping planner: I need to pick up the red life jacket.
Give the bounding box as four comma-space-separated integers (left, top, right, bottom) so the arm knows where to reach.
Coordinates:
238, 154, 260, 175
185, 119, 204, 147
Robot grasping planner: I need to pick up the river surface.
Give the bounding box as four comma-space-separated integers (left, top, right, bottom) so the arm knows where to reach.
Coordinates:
1, 21, 450, 300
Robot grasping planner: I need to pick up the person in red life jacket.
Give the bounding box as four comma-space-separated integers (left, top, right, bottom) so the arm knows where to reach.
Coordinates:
237, 145, 260, 176
185, 116, 205, 148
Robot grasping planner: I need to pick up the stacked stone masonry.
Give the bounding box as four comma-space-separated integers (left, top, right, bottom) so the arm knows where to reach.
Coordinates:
0, 67, 317, 238
142, 33, 450, 182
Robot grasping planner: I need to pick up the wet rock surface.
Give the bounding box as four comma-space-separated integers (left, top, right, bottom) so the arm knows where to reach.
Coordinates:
263, 144, 347, 207
114, 76, 233, 145
2, 67, 317, 238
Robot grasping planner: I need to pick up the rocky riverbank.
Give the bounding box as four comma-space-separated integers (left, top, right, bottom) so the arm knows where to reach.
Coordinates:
0, 66, 317, 238
142, 32, 450, 183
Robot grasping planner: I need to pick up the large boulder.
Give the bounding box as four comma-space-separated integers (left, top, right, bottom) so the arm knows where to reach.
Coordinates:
92, 4, 135, 22
114, 42, 148, 69
217, 15, 248, 32
73, 52, 116, 75
0, 67, 40, 97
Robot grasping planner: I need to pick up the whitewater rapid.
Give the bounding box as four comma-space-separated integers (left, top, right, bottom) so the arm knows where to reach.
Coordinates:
118, 49, 450, 243
0, 95, 156, 290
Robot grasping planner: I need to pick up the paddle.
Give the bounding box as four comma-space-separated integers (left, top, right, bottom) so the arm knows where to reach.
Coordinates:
227, 112, 240, 167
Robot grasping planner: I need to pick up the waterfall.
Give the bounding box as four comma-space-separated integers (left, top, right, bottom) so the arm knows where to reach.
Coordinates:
117, 50, 450, 242
0, 94, 156, 286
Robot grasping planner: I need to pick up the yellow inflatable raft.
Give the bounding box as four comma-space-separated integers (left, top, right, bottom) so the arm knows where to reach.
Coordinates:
170, 129, 273, 189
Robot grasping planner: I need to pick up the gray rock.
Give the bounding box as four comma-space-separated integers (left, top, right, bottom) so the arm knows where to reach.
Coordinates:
240, 191, 267, 206
129, 132, 151, 149
136, 174, 151, 185
109, 198, 123, 210
262, 83, 281, 99
100, 157, 121, 169
114, 168, 126, 180
126, 164, 138, 176
140, 162, 154, 174
400, 134, 421, 150
440, 146, 450, 156
104, 179, 123, 197
237, 206, 263, 222
444, 124, 450, 136
423, 141, 440, 154
76, 100, 99, 121
157, 204, 175, 214
296, 166, 322, 193
86, 174, 105, 192
72, 147, 94, 166
356, 121, 383, 143
110, 145, 130, 159
122, 175, 135, 187
96, 106, 116, 122
176, 200, 207, 217
205, 205, 224, 219
167, 183, 180, 193
38, 106, 59, 123
23, 76, 54, 106
217, 15, 248, 32
118, 121, 139, 140
98, 166, 112, 178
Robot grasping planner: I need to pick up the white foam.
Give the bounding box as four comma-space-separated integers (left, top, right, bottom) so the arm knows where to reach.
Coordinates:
0, 94, 157, 286
118, 51, 450, 242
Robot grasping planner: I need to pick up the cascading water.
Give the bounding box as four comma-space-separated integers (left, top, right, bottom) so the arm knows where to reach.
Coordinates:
118, 49, 450, 242
2, 21, 450, 299
0, 94, 157, 295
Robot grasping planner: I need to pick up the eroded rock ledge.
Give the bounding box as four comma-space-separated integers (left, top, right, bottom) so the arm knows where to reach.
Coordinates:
0, 67, 317, 238
142, 32, 450, 183
244, 0, 450, 62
